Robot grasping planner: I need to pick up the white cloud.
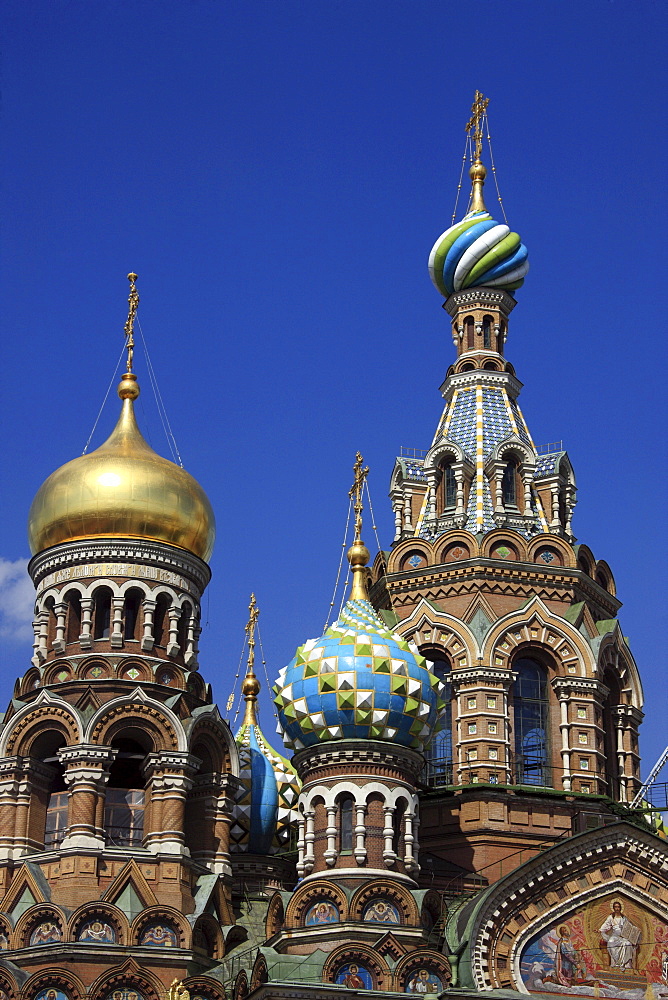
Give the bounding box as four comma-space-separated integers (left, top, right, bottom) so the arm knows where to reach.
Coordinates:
0, 558, 34, 643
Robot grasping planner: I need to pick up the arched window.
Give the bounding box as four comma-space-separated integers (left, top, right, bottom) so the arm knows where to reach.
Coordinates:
32, 731, 68, 850
392, 798, 406, 855
93, 587, 112, 639
65, 590, 81, 645
482, 315, 492, 349
513, 658, 550, 786
123, 588, 142, 641
440, 463, 457, 510
421, 647, 452, 784
502, 459, 519, 506
339, 796, 354, 852
178, 601, 192, 654
153, 594, 171, 647
497, 322, 505, 353
602, 668, 621, 799
465, 317, 474, 350
45, 596, 56, 649
104, 736, 147, 847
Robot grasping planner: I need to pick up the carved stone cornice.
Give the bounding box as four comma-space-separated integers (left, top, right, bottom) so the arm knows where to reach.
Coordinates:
29, 537, 210, 596
451, 667, 516, 688
551, 677, 607, 697
293, 740, 423, 783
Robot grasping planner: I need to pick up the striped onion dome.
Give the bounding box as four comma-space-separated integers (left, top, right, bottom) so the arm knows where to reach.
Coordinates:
428, 209, 529, 298
273, 599, 446, 752
230, 674, 300, 855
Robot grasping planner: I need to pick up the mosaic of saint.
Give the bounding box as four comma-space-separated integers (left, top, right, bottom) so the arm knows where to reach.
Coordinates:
36, 992, 69, 1000
362, 899, 400, 924
139, 921, 178, 947
520, 895, 668, 998
305, 900, 339, 925
106, 990, 145, 1000
78, 919, 115, 943
335, 963, 373, 989
30, 920, 61, 945
404, 968, 443, 993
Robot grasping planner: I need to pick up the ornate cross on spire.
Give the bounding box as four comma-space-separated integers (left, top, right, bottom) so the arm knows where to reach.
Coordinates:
349, 451, 369, 543
465, 89, 489, 163
241, 592, 262, 726
245, 592, 260, 677
123, 272, 140, 373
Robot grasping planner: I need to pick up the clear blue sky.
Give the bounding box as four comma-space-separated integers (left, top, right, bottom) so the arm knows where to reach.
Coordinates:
1, 1, 666, 778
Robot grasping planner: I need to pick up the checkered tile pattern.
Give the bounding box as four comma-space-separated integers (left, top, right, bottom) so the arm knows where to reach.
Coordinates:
273, 600, 445, 752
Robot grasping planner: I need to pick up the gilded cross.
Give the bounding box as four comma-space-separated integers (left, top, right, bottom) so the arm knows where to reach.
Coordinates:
166, 982, 190, 1000
244, 593, 260, 673
465, 89, 489, 162
348, 451, 369, 542
123, 272, 140, 373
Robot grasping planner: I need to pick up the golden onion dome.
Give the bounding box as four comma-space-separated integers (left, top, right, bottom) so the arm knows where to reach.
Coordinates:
28, 372, 216, 561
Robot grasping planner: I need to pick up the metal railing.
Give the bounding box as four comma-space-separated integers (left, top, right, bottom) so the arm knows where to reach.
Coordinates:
400, 446, 427, 459
105, 825, 144, 848
536, 440, 563, 454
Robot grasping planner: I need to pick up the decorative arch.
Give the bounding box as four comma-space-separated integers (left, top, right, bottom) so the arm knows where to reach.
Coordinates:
433, 529, 478, 564
86, 689, 186, 751
482, 597, 594, 677
76, 656, 112, 681
0, 972, 17, 1000
594, 558, 616, 596
232, 970, 249, 1000
264, 892, 285, 939
43, 661, 74, 686
394, 950, 452, 993
2, 692, 83, 755
250, 953, 269, 991
191, 912, 224, 961
188, 708, 239, 775
20, 668, 42, 696
285, 879, 348, 927
113, 657, 151, 683
386, 536, 435, 575
423, 437, 466, 470
15, 904, 64, 948
526, 533, 575, 568
89, 959, 162, 1000
21, 969, 84, 1000
575, 543, 595, 576
349, 880, 418, 923
131, 904, 189, 948
394, 597, 477, 664
68, 901, 128, 946
322, 943, 390, 990
181, 978, 226, 1000
481, 528, 529, 562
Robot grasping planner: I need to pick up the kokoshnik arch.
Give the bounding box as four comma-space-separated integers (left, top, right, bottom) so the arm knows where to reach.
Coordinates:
0, 92, 663, 1000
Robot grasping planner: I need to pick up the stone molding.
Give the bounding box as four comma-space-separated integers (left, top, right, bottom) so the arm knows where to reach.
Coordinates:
293, 741, 424, 783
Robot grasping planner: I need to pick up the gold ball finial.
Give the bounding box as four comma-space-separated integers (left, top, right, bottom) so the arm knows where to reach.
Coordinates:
118, 371, 140, 400
242, 674, 261, 698
347, 540, 370, 568
469, 160, 487, 182
128, 272, 138, 283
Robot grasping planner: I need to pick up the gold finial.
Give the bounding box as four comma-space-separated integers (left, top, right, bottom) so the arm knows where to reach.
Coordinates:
118, 273, 141, 401
242, 593, 261, 725
465, 90, 489, 214
166, 982, 190, 1000
347, 452, 371, 601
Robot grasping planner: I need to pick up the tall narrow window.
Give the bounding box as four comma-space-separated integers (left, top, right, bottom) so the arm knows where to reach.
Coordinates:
153, 594, 171, 647
502, 460, 518, 506
497, 323, 505, 353
178, 601, 192, 654
93, 587, 112, 639
465, 317, 474, 349
392, 799, 406, 855
602, 668, 621, 799
123, 589, 142, 641
422, 648, 452, 784
45, 792, 69, 849
513, 658, 550, 786
441, 464, 457, 509
65, 591, 81, 645
339, 796, 354, 851
483, 315, 492, 349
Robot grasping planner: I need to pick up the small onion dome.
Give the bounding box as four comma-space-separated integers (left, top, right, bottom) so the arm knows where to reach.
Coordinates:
28, 373, 216, 561
428, 209, 529, 298
232, 706, 301, 855
273, 599, 446, 752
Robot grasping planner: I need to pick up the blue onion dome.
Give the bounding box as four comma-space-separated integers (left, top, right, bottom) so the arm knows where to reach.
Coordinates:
428, 209, 529, 298
230, 669, 301, 855
273, 598, 446, 752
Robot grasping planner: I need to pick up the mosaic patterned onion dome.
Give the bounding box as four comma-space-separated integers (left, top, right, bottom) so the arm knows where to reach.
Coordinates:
428, 208, 529, 298
231, 615, 300, 855
28, 371, 215, 561
273, 598, 446, 752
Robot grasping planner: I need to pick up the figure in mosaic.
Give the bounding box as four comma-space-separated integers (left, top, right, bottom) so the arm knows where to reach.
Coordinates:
599, 901, 639, 971
337, 964, 370, 989
79, 919, 115, 943
363, 900, 400, 924
405, 968, 441, 993
30, 921, 60, 945
305, 901, 338, 925
140, 922, 177, 947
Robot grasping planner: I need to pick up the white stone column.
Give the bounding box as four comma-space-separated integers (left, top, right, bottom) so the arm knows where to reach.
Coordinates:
141, 598, 156, 651
324, 805, 337, 866
426, 470, 437, 520
53, 601, 67, 653
303, 809, 315, 873
403, 492, 413, 531
392, 497, 403, 541
559, 695, 572, 791
353, 803, 367, 865
296, 815, 306, 878
403, 810, 419, 874
185, 614, 199, 668
111, 597, 124, 649
522, 473, 532, 515
167, 606, 182, 658
32, 610, 48, 666
79, 597, 93, 650
454, 467, 465, 516
382, 804, 395, 866
550, 484, 561, 530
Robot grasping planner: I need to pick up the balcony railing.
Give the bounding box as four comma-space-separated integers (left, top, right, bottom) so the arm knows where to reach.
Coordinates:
104, 824, 144, 848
